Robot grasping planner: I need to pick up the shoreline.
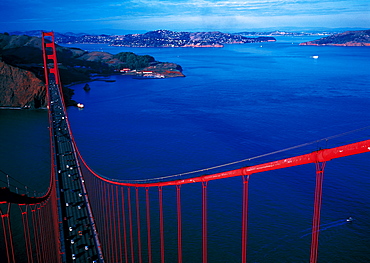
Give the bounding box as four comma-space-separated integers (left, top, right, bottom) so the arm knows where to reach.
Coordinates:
299, 42, 370, 46
0, 106, 47, 110
65, 71, 184, 88
64, 75, 120, 88
110, 44, 224, 48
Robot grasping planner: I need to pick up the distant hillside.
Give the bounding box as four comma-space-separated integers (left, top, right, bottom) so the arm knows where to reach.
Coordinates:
300, 30, 370, 46
110, 30, 276, 47
9, 30, 276, 47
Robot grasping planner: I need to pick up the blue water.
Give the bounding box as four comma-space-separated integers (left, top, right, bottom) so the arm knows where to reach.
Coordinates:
1, 36, 370, 262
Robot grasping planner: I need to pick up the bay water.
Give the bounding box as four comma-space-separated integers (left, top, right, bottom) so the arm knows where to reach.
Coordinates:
1, 36, 370, 262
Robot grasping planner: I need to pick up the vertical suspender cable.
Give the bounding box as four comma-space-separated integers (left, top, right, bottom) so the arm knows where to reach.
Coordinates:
96, 180, 102, 250
6, 203, 15, 263
145, 188, 152, 263
109, 185, 116, 262
202, 182, 208, 263
38, 204, 46, 263
99, 180, 105, 251
19, 204, 33, 263
127, 187, 135, 263
0, 207, 10, 263
241, 175, 250, 263
42, 203, 49, 262
37, 203, 46, 263
53, 194, 61, 263
176, 185, 183, 263
99, 182, 105, 257
0, 206, 10, 263
310, 162, 326, 263
121, 187, 129, 263
116, 186, 123, 261
46, 202, 52, 262
111, 185, 117, 262
93, 177, 99, 222
31, 204, 41, 263
105, 186, 111, 261
136, 188, 143, 263
1, 203, 16, 263
114, 185, 121, 263
102, 183, 109, 260
158, 186, 165, 263
44, 201, 52, 263
51, 188, 61, 263
108, 185, 113, 261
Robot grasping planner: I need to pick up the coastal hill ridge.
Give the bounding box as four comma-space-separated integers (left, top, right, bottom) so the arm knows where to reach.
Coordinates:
300, 29, 370, 46
9, 30, 276, 47
109, 30, 276, 47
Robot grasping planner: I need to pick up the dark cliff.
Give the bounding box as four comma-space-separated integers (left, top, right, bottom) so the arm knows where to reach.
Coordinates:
0, 61, 45, 108
0, 33, 80, 108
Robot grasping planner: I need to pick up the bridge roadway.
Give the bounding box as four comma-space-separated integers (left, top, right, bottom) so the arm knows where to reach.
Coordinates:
49, 79, 103, 262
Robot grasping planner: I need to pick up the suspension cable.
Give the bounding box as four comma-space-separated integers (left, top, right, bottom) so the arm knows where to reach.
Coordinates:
105, 125, 370, 184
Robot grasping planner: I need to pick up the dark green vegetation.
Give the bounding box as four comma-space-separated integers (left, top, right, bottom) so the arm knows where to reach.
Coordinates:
113, 52, 155, 70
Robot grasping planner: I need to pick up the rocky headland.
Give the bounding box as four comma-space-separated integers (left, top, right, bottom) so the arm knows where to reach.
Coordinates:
0, 61, 45, 108
0, 32, 184, 109
300, 29, 370, 46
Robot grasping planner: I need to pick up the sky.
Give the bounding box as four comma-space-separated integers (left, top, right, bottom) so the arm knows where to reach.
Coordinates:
0, 0, 369, 34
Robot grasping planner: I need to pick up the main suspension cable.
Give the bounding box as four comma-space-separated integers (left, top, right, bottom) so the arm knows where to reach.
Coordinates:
123, 125, 370, 183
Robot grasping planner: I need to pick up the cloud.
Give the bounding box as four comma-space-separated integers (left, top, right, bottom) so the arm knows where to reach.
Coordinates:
99, 9, 370, 32
0, 0, 369, 32
126, 0, 369, 15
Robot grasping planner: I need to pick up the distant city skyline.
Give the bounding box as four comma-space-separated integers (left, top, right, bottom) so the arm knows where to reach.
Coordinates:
1, 0, 369, 34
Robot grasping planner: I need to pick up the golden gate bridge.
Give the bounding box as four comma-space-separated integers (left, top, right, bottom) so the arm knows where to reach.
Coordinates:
0, 31, 369, 263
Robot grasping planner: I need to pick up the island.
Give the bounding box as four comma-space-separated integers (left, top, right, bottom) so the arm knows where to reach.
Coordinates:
0, 32, 184, 109
300, 29, 370, 46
